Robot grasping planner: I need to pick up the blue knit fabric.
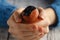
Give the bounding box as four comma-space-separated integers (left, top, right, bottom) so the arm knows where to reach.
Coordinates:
0, 0, 16, 28
50, 0, 60, 26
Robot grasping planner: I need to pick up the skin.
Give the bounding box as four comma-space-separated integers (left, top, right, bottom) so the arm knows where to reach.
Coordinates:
45, 8, 56, 25
22, 9, 43, 23
7, 7, 56, 40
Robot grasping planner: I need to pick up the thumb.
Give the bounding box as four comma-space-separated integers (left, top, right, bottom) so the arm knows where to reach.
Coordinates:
38, 7, 45, 20
13, 8, 25, 22
13, 11, 22, 22
29, 9, 39, 21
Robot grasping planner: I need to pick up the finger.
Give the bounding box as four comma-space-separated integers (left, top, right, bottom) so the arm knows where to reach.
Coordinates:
38, 7, 45, 19
7, 15, 19, 27
8, 26, 23, 38
44, 26, 49, 34
21, 30, 39, 36
39, 31, 46, 39
38, 26, 49, 33
38, 26, 45, 33
8, 20, 37, 32
16, 27, 38, 37
31, 36, 40, 40
37, 18, 50, 27
23, 32, 41, 40
13, 8, 25, 22
29, 33, 41, 40
38, 7, 44, 15
33, 20, 48, 28
17, 24, 39, 36
8, 25, 38, 37
22, 9, 39, 23
15, 23, 39, 31
13, 11, 22, 22
29, 9, 39, 20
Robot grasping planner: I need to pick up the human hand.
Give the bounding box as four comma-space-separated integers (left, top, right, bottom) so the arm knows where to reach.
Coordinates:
7, 7, 50, 40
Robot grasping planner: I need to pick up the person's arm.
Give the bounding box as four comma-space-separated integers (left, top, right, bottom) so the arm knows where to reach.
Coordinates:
0, 1, 17, 28
44, 0, 60, 26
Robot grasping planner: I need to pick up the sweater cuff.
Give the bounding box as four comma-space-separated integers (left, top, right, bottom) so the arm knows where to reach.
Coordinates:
4, 5, 17, 28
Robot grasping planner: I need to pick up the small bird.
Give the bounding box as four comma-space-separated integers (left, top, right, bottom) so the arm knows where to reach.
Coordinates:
20, 6, 43, 24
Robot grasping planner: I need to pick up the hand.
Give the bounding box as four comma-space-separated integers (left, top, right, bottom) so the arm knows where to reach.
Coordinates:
7, 7, 50, 40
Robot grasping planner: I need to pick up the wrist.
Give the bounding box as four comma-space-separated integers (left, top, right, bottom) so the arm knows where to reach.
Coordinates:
45, 8, 56, 25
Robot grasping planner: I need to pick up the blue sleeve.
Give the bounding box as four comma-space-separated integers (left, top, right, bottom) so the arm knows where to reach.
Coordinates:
0, 1, 17, 28
50, 0, 60, 27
